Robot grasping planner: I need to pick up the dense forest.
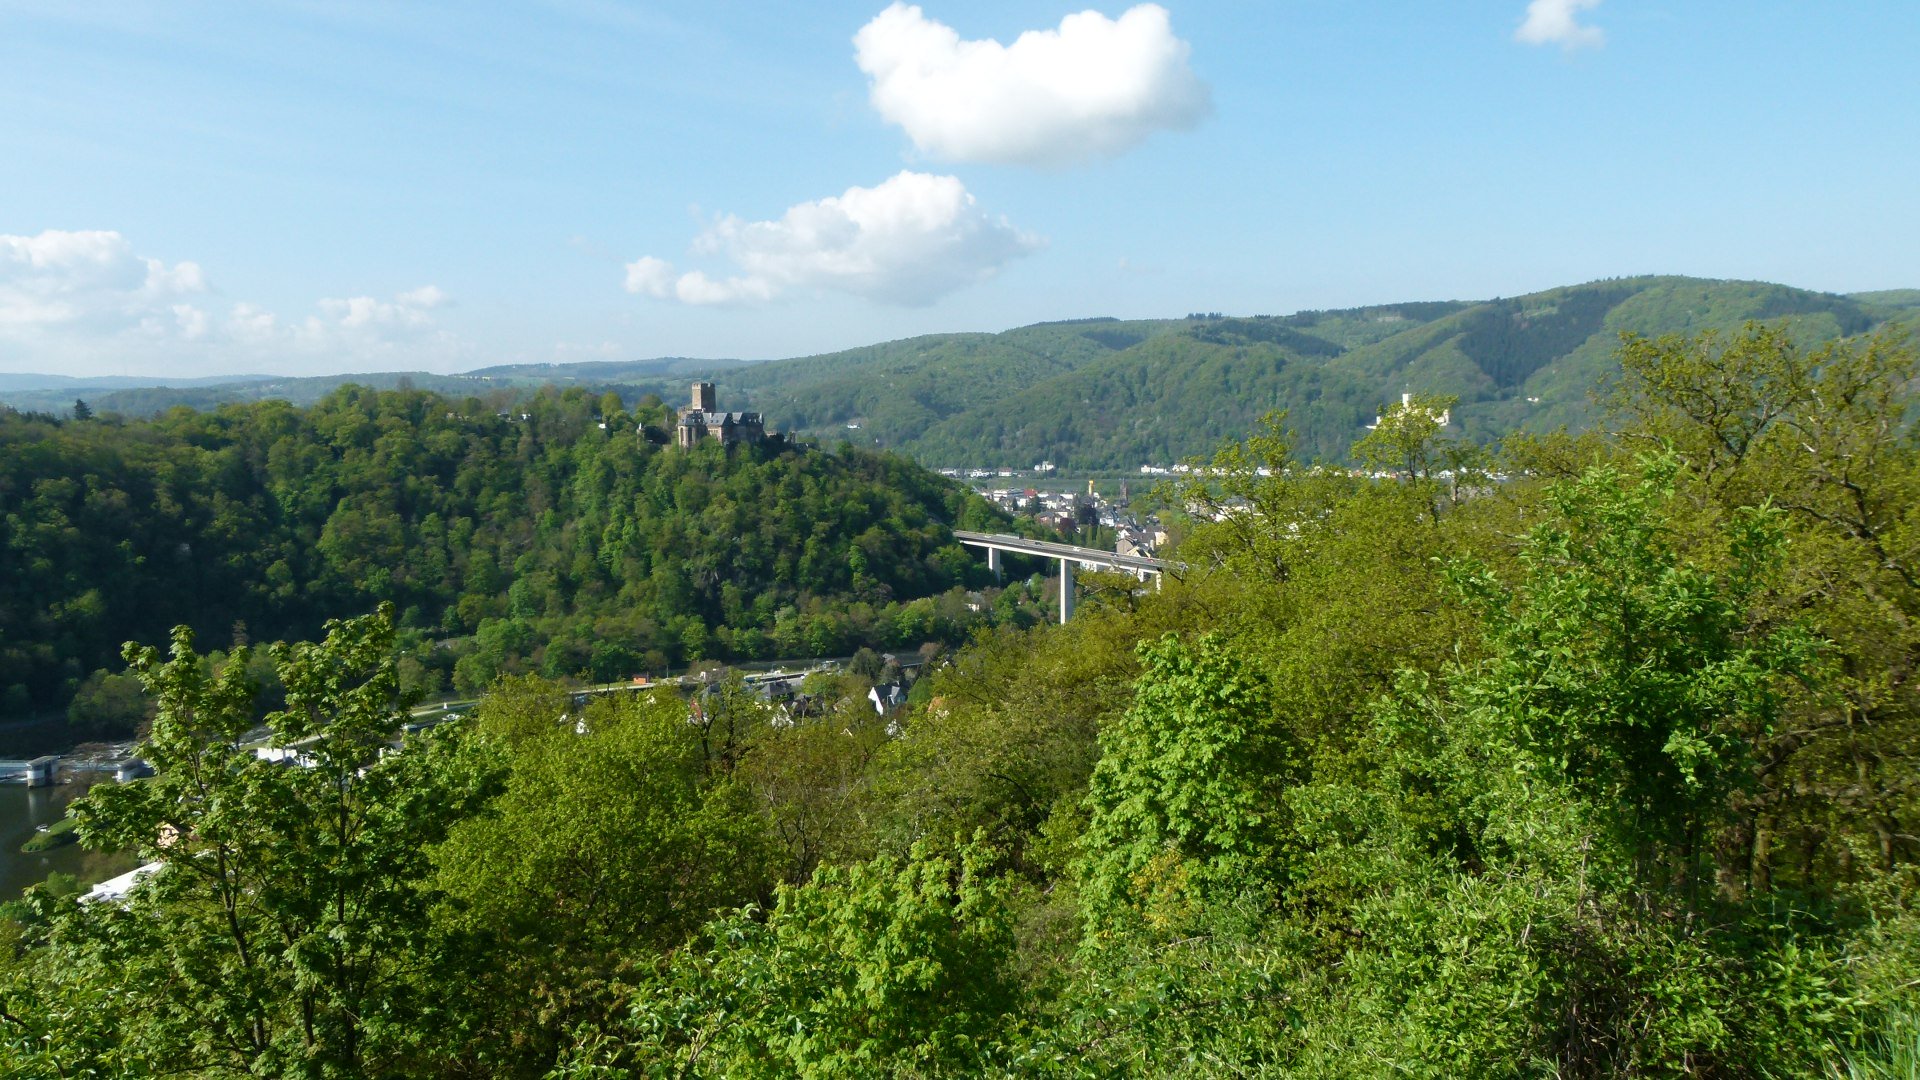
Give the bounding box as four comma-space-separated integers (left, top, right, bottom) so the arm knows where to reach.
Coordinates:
2, 324, 1916, 1076
13, 276, 1915, 470
744, 277, 1913, 465
0, 384, 1033, 740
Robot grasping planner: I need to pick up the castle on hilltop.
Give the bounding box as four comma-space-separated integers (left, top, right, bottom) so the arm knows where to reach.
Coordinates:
676, 382, 767, 448
1365, 391, 1452, 432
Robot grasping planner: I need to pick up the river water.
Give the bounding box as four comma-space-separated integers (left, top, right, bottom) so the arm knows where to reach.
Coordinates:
0, 782, 138, 901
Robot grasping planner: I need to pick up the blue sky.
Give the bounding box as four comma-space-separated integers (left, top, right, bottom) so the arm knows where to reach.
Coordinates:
2, 0, 1914, 376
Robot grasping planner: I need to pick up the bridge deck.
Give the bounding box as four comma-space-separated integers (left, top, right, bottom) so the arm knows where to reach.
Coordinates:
952, 530, 1165, 574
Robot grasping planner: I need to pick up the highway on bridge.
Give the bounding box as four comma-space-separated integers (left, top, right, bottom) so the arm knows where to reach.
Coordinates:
951, 530, 1166, 623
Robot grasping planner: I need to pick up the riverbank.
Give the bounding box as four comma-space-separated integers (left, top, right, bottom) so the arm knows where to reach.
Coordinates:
0, 779, 137, 901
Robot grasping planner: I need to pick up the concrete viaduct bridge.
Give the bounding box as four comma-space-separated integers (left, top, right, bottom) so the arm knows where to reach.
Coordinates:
952, 530, 1166, 624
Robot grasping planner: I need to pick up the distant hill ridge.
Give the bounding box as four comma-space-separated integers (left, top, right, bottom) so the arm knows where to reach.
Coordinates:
6, 275, 1914, 466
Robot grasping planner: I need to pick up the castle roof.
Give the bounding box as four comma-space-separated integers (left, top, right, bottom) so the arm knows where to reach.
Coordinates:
679, 410, 761, 426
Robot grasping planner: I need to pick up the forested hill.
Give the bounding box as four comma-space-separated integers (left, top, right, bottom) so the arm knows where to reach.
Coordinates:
0, 385, 1015, 729
677, 276, 1912, 465
8, 276, 1916, 468
0, 357, 734, 418
10, 326, 1919, 1076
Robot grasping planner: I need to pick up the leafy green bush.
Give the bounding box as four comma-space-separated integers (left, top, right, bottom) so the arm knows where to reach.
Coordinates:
553, 841, 1016, 1079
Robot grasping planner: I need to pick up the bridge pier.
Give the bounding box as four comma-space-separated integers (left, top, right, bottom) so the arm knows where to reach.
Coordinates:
1058, 559, 1074, 624
952, 531, 1166, 627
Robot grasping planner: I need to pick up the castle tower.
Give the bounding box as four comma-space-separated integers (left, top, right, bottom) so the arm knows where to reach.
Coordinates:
675, 382, 766, 448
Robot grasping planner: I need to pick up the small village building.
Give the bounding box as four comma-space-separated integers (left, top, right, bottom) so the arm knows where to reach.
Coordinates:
868, 682, 908, 715
1116, 526, 1157, 560
83, 861, 163, 904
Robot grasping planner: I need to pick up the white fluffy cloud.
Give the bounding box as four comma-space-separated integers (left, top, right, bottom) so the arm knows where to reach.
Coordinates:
0, 229, 207, 331
396, 284, 449, 310
1515, 0, 1605, 49
0, 229, 460, 374
854, 3, 1210, 167
625, 171, 1040, 306
309, 289, 444, 335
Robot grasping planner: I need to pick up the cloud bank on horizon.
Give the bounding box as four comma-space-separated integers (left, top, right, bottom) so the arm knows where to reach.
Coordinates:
854, 3, 1210, 168
1515, 0, 1605, 50
0, 229, 459, 373
625, 171, 1039, 307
